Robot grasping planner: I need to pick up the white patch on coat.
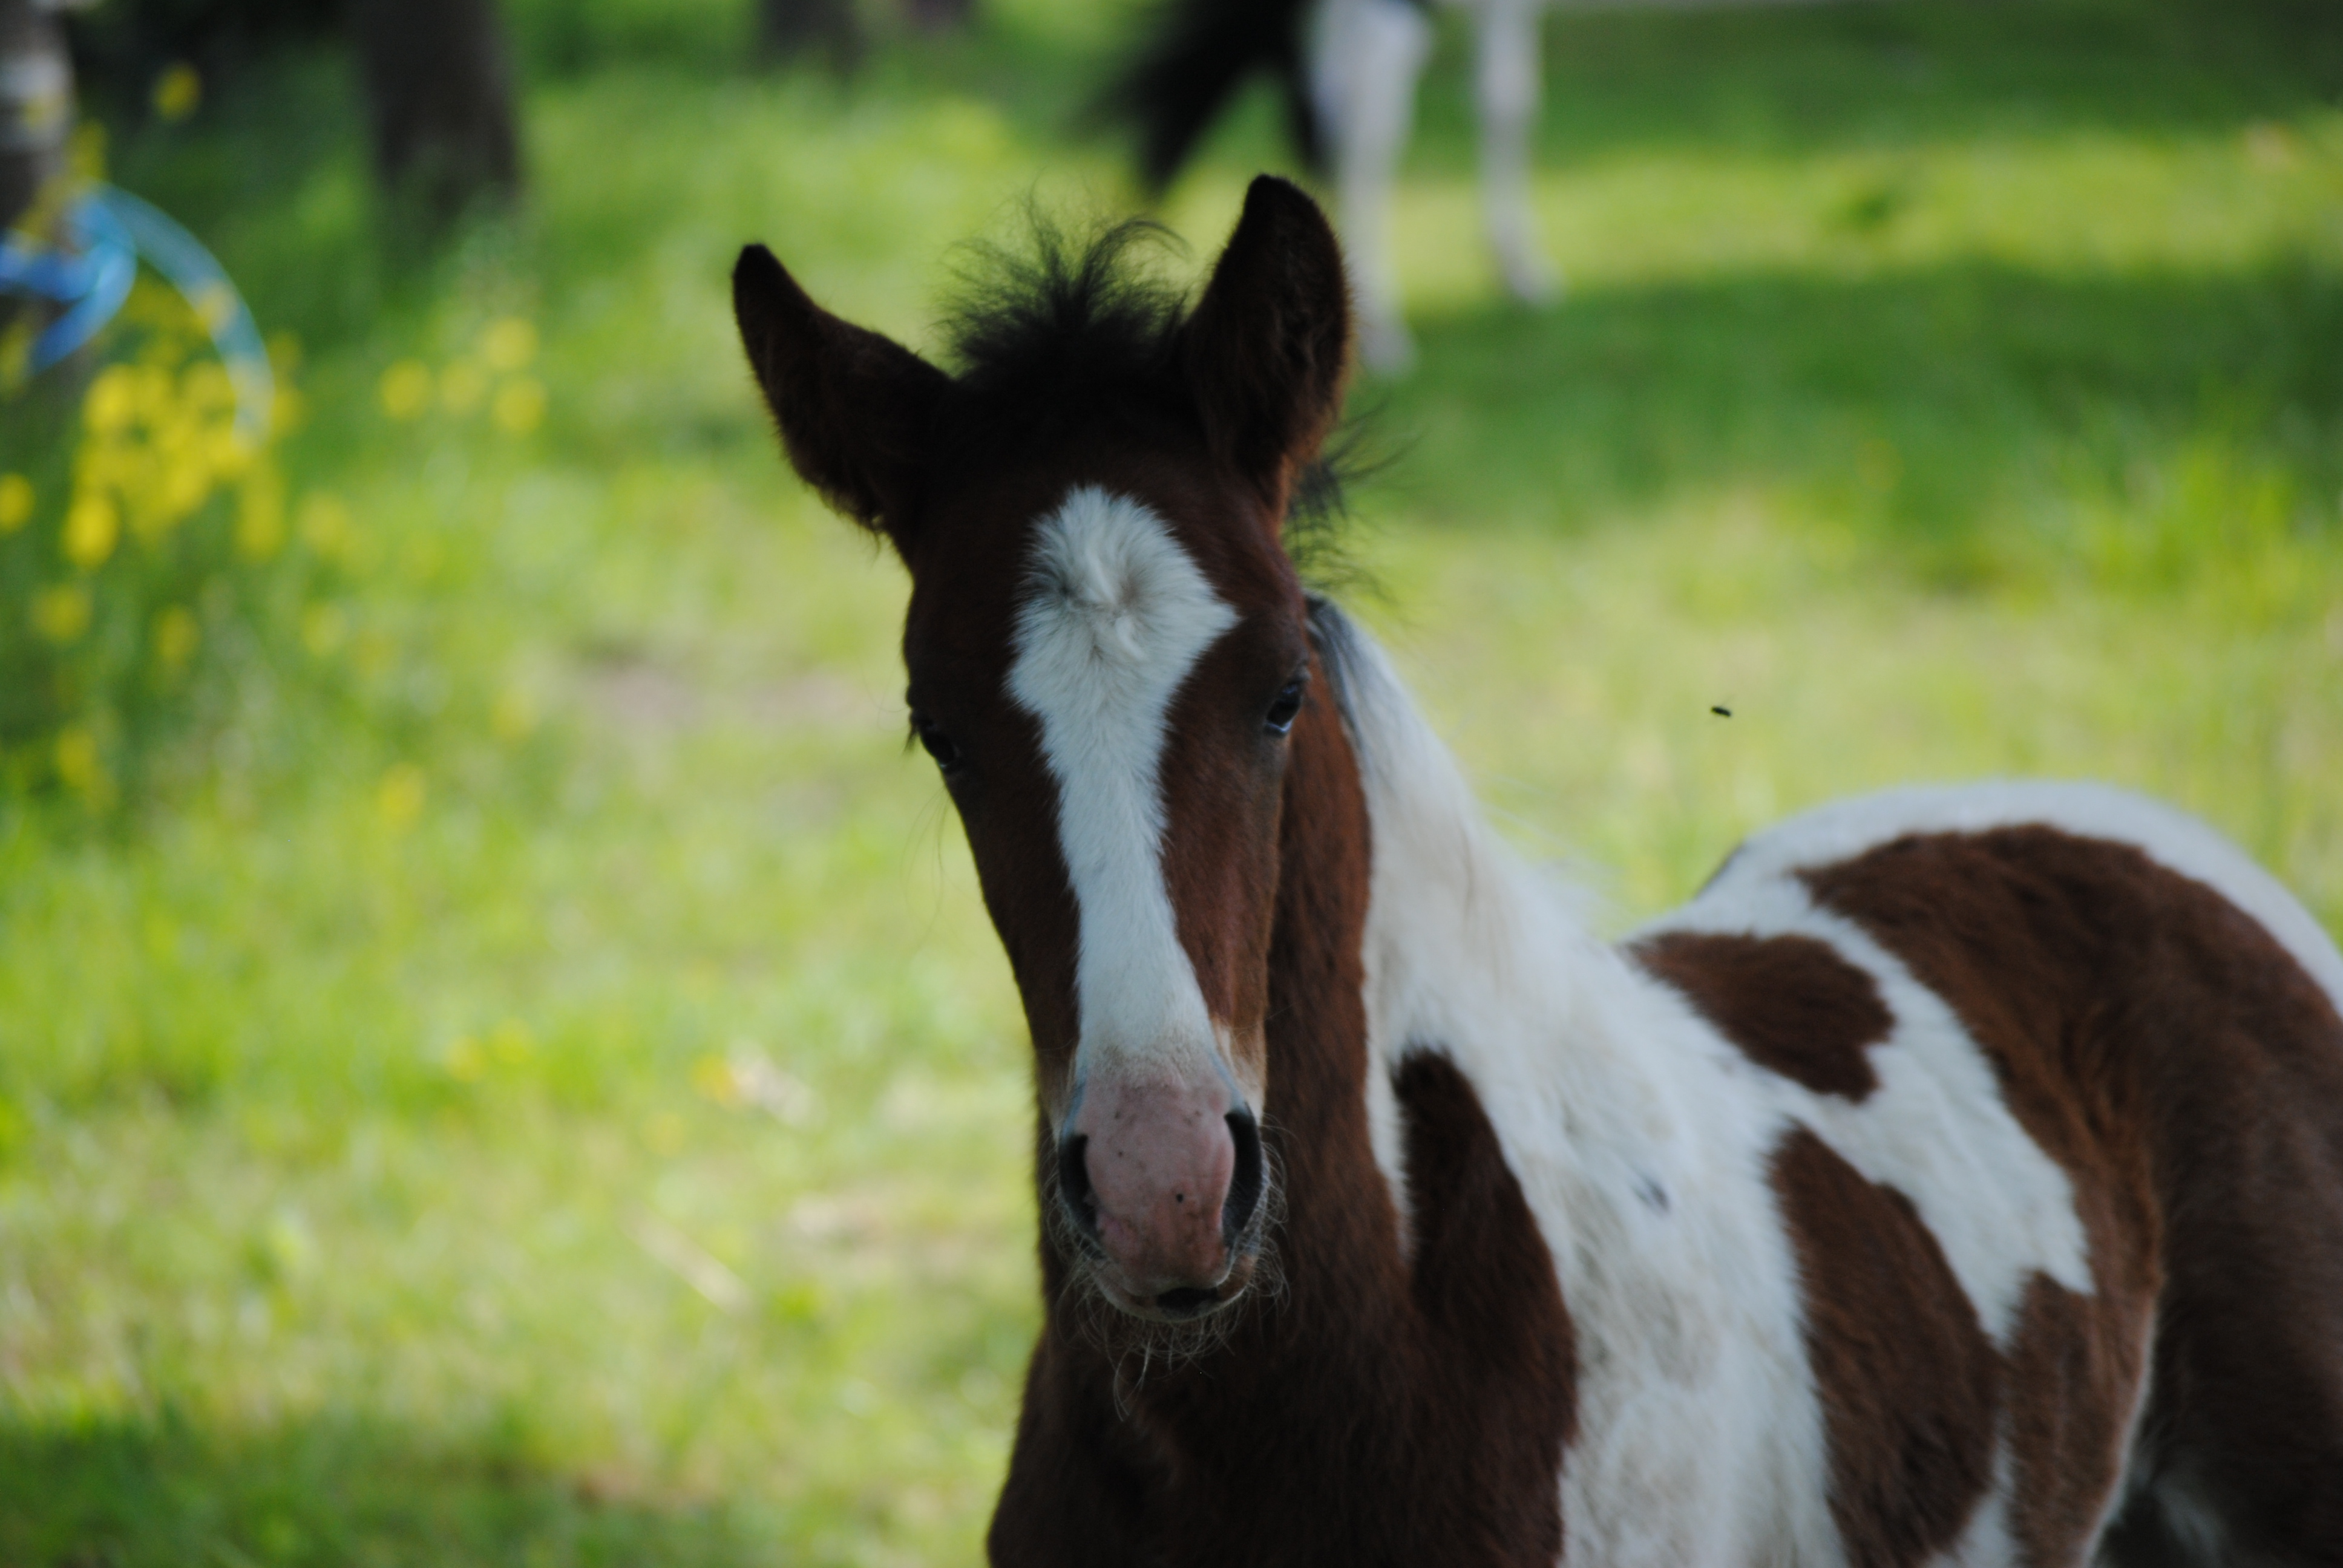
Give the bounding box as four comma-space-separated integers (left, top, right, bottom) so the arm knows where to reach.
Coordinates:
1008, 486, 1241, 1100
1944, 1427, 2019, 1566
1645, 871, 2095, 1347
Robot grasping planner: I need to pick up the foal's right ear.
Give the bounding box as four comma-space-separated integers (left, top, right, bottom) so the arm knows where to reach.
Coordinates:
733, 244, 951, 543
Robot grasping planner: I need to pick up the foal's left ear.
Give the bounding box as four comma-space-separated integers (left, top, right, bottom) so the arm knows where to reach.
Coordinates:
1181, 175, 1352, 492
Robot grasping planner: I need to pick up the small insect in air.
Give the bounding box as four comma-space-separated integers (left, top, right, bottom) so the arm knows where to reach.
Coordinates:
1711, 705, 1733, 718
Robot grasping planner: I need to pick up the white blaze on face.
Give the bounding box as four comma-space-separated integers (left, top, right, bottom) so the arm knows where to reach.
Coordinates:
1008, 486, 1240, 1105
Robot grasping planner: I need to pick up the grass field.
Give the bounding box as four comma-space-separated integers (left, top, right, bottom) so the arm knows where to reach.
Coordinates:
1, 0, 2339, 1560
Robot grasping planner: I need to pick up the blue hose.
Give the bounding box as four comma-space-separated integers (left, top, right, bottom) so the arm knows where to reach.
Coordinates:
1, 183, 275, 442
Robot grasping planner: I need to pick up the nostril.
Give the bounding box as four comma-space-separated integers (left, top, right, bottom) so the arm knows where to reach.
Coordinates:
1222, 1108, 1264, 1245
1056, 1132, 1099, 1241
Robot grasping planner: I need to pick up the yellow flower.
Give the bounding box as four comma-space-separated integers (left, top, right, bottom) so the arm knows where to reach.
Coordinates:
152, 62, 202, 123
491, 377, 546, 436
159, 456, 211, 524
54, 727, 105, 795
84, 367, 137, 435
31, 585, 91, 643
377, 762, 427, 828
489, 1019, 534, 1064
0, 473, 31, 532
297, 492, 354, 560
62, 493, 119, 568
131, 364, 172, 422
490, 686, 537, 743
439, 359, 488, 415
691, 1054, 741, 1106
207, 426, 255, 482
154, 606, 201, 669
482, 318, 537, 372
378, 360, 433, 420
183, 361, 234, 410
237, 469, 285, 560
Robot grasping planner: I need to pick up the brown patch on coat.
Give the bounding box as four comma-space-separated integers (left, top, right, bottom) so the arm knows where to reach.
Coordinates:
1394, 1050, 1578, 1564
1152, 477, 1316, 1061
1633, 930, 1893, 1099
1772, 1126, 2001, 1565
2001, 1272, 2151, 1560
1804, 826, 2343, 1560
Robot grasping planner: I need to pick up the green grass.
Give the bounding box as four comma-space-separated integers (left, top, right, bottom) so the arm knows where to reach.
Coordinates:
2, 0, 2340, 1560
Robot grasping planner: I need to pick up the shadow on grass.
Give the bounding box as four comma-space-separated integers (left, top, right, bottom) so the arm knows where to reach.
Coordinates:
1162, 0, 2343, 198
0, 1407, 784, 1568
1479, 0, 2343, 169
1380, 257, 2343, 574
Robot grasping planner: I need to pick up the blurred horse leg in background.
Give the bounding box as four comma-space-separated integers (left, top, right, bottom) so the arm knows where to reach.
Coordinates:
1473, 0, 1558, 307
1311, 0, 1557, 371
1113, 0, 1559, 374
1311, 0, 1434, 370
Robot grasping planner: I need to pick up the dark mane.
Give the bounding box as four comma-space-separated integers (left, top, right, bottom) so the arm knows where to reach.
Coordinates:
935, 206, 1372, 589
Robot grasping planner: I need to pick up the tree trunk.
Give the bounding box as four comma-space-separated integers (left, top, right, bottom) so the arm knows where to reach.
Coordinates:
347, 0, 520, 232
0, 0, 71, 235
2, 0, 75, 363
757, 0, 860, 71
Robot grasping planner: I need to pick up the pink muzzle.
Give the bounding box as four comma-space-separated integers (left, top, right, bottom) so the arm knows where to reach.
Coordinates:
1060, 1074, 1265, 1316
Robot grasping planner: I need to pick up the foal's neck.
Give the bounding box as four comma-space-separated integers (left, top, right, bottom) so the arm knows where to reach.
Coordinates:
1325, 610, 1625, 1201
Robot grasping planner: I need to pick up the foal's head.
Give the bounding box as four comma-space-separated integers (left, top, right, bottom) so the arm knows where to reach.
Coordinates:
735, 178, 1351, 1322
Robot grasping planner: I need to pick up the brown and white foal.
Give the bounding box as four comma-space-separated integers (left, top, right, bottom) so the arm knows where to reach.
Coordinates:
733, 176, 2343, 1565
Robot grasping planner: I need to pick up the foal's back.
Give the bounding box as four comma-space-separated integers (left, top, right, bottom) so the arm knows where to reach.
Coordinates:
1630, 782, 2343, 1564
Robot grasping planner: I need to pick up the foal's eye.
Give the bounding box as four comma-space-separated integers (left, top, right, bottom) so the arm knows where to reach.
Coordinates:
911, 714, 965, 773
1263, 680, 1305, 737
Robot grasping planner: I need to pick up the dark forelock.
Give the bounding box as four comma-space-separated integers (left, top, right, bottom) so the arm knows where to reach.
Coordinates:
937, 212, 1195, 457
931, 204, 1368, 589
